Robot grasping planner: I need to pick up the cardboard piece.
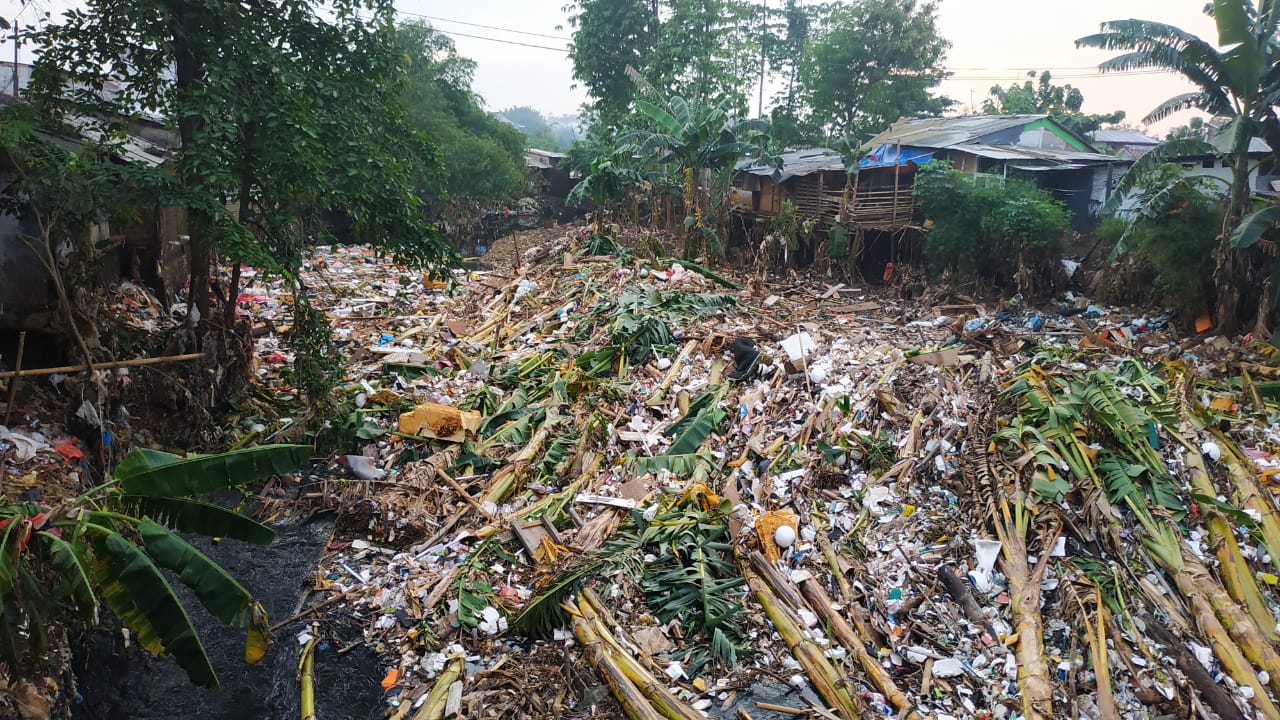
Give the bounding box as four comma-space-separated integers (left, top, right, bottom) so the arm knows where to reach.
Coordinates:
397, 402, 482, 442
908, 348, 962, 367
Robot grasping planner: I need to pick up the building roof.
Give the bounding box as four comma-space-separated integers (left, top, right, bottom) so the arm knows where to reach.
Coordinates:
960, 144, 1122, 165
737, 148, 843, 182
525, 149, 568, 170
863, 114, 1062, 151
1090, 129, 1160, 145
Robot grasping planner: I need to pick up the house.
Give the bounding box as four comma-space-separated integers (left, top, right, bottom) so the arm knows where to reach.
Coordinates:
861, 114, 1132, 229
1, 68, 190, 331
525, 148, 577, 199
1090, 128, 1161, 159
1171, 131, 1277, 196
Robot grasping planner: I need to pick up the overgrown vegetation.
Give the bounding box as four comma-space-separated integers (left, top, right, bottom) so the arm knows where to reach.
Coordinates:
913, 162, 1068, 294
1096, 164, 1225, 321
516, 486, 748, 676
0, 444, 309, 688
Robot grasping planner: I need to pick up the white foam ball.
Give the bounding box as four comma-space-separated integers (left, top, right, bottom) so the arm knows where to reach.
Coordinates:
774, 525, 796, 548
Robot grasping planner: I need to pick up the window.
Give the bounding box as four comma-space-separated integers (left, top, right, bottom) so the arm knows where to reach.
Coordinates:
1202, 158, 1215, 169
1180, 163, 1196, 170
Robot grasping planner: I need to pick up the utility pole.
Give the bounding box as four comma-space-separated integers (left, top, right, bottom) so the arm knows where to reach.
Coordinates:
11, 23, 19, 99
757, 0, 767, 118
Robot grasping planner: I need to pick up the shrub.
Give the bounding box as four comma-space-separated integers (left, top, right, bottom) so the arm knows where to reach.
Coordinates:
913, 162, 1069, 294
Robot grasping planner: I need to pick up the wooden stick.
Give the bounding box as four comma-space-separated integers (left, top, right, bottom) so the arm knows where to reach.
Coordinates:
752, 702, 806, 715
436, 467, 494, 520
3, 331, 26, 426
0, 352, 204, 380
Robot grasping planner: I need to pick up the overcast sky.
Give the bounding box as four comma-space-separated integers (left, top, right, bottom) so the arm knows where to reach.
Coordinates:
4, 0, 1222, 133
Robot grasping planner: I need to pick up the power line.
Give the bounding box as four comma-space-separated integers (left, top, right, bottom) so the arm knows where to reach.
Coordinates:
393, 10, 570, 41
429, 28, 570, 53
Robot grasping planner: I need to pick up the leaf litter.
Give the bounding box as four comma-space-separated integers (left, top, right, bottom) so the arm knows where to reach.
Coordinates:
232, 226, 1280, 720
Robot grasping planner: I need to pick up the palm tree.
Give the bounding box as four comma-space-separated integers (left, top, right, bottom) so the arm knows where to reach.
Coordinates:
1077, 0, 1280, 332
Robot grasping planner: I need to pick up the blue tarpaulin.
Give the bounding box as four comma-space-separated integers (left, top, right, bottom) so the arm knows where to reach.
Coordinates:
859, 145, 935, 169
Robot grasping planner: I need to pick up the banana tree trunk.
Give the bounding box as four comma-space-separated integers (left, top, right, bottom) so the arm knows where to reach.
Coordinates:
1215, 115, 1257, 333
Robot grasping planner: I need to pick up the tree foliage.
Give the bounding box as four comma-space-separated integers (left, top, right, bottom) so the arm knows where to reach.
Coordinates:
983, 71, 1126, 136
398, 22, 528, 211
913, 162, 1068, 294
1077, 0, 1280, 331
799, 0, 950, 142
25, 1, 455, 399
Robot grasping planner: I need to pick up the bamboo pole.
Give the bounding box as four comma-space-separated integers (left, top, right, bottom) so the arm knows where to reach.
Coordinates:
0, 352, 204, 380
482, 417, 553, 506
577, 590, 703, 720
646, 340, 699, 405
298, 623, 318, 720
743, 562, 859, 720
792, 571, 919, 719
411, 656, 464, 720
1179, 434, 1277, 641
567, 597, 693, 720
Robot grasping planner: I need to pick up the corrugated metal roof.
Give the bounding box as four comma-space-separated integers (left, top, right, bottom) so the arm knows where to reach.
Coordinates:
1091, 129, 1160, 145
960, 144, 1123, 165
737, 148, 843, 182
863, 114, 1052, 150
1207, 135, 1272, 155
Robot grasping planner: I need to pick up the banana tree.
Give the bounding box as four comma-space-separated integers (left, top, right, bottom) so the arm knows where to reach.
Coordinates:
617, 94, 770, 260
565, 152, 649, 238
1077, 0, 1280, 331
0, 443, 310, 688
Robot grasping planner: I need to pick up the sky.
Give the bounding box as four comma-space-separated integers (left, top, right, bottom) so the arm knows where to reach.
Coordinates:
3, 0, 1224, 135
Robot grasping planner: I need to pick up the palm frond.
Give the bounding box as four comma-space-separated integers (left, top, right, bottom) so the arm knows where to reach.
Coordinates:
1232, 204, 1280, 248
40, 532, 97, 622
1101, 137, 1215, 218
115, 444, 311, 497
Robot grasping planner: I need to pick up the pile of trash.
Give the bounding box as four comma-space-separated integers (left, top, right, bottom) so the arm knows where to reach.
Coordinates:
233, 227, 1280, 720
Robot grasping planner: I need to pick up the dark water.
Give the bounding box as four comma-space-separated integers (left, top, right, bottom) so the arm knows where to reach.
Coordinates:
74, 515, 384, 720
68, 504, 831, 720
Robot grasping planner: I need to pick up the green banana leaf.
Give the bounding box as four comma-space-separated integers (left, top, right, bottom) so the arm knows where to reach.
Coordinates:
40, 532, 97, 622
664, 401, 726, 457
138, 519, 258, 627
92, 532, 218, 688
115, 444, 311, 497
119, 496, 275, 545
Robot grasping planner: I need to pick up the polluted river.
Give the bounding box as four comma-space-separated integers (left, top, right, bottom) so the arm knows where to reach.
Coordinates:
9, 227, 1280, 720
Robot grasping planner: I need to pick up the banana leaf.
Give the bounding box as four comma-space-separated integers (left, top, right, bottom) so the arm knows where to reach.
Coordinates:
119, 496, 275, 545
138, 518, 257, 627
115, 444, 311, 497
92, 532, 218, 688
40, 532, 97, 621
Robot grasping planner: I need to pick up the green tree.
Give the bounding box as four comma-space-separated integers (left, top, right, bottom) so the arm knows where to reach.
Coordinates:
1165, 116, 1210, 142
29, 1, 453, 398
1077, 0, 1280, 332
799, 0, 951, 141
500, 105, 564, 150
565, 0, 658, 130
982, 71, 1126, 136
763, 0, 822, 148
913, 162, 1069, 295
399, 23, 528, 211
649, 0, 756, 112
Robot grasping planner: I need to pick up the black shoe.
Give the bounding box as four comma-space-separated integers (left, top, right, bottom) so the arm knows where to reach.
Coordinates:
728, 338, 760, 382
